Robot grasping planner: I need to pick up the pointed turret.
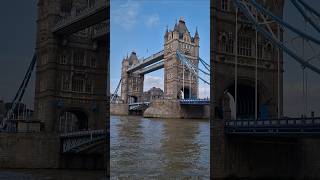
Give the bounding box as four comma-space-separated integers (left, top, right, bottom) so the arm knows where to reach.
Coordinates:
164, 25, 169, 40
194, 27, 200, 46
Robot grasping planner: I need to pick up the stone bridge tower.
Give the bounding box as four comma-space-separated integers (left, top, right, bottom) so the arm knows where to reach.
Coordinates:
120, 52, 144, 103
164, 17, 200, 99
212, 0, 284, 119
35, 0, 107, 133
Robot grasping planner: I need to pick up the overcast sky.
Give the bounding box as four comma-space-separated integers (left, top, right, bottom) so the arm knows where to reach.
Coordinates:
0, 0, 319, 117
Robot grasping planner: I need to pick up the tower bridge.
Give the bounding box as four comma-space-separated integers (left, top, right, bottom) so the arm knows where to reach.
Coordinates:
0, 0, 109, 169
111, 18, 210, 119
211, 0, 320, 178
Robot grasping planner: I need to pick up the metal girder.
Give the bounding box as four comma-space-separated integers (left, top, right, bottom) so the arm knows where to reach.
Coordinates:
111, 78, 122, 103
1, 54, 37, 130
126, 50, 164, 73
233, 0, 320, 75
52, 0, 108, 35
225, 117, 320, 137
135, 61, 164, 75
60, 130, 105, 153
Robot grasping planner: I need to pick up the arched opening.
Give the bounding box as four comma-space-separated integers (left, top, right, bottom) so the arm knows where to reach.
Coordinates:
181, 87, 191, 99
58, 109, 88, 133
128, 96, 138, 103
226, 84, 259, 119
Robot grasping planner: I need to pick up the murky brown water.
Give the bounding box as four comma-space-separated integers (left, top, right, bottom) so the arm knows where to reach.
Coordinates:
110, 115, 210, 179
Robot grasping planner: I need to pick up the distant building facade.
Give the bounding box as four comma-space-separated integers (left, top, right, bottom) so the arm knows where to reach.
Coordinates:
143, 87, 164, 102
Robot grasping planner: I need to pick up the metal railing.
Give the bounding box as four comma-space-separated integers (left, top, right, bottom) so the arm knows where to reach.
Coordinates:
225, 117, 320, 135
180, 99, 210, 105
53, 0, 106, 32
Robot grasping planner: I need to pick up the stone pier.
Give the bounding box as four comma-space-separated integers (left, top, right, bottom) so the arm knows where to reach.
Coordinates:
144, 99, 209, 119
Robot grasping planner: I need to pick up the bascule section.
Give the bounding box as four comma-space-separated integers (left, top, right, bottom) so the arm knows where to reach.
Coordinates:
111, 18, 210, 119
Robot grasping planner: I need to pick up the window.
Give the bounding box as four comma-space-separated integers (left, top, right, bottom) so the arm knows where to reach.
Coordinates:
73, 51, 85, 66
221, 0, 229, 11
220, 33, 234, 53
72, 77, 84, 92
238, 35, 252, 56
257, 43, 263, 59
61, 74, 70, 90
60, 54, 67, 64
90, 57, 96, 68
264, 43, 273, 60
85, 79, 93, 93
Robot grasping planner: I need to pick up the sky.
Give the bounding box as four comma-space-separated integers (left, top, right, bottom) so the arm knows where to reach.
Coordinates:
0, 0, 319, 117
110, 0, 210, 98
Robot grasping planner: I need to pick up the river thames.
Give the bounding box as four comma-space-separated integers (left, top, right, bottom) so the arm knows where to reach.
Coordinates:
110, 115, 210, 179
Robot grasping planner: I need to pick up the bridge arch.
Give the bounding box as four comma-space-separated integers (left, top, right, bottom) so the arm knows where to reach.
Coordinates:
58, 108, 89, 133
221, 77, 272, 119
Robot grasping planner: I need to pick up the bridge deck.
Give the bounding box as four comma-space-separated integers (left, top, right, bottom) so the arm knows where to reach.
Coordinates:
126, 50, 164, 73
52, 1, 108, 35
180, 99, 210, 105
225, 118, 320, 137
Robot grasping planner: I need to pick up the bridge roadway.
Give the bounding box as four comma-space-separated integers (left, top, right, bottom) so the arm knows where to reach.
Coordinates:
225, 117, 320, 137
126, 50, 164, 73
60, 129, 106, 153
52, 0, 108, 35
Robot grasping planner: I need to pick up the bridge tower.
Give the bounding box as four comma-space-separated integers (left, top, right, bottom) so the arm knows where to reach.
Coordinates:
212, 0, 284, 119
120, 52, 144, 103
35, 0, 107, 133
163, 17, 200, 99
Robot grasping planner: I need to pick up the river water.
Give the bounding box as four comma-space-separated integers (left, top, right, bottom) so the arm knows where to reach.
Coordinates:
110, 115, 210, 179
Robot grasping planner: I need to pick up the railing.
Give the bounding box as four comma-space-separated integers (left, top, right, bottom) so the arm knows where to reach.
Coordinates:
60, 129, 105, 138
180, 99, 210, 105
53, 0, 106, 32
225, 117, 320, 136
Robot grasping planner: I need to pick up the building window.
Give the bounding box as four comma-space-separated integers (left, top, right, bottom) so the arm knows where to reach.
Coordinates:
221, 0, 229, 11
257, 43, 263, 59
264, 43, 273, 60
60, 54, 67, 64
72, 77, 84, 92
85, 79, 93, 93
73, 51, 84, 66
90, 57, 96, 68
238, 35, 252, 57
61, 74, 70, 91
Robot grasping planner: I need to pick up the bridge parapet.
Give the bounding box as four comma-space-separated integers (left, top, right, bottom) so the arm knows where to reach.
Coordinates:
126, 50, 164, 73
52, 0, 107, 35
225, 117, 320, 136
180, 99, 210, 105
60, 129, 105, 153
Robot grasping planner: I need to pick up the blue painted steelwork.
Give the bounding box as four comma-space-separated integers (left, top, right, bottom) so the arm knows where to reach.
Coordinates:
232, 0, 320, 75
1, 54, 37, 130
111, 78, 122, 103
180, 99, 210, 105
225, 117, 320, 136
176, 50, 210, 85
290, 0, 320, 34
126, 50, 164, 73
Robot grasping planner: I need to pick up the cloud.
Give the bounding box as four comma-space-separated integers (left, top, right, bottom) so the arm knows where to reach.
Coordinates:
145, 14, 160, 28
198, 86, 210, 98
144, 76, 164, 91
111, 0, 140, 30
